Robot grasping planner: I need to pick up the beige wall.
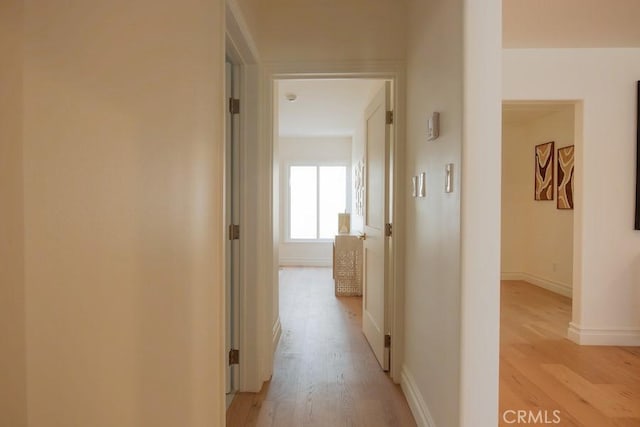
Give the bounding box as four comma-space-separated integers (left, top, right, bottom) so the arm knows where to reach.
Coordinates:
0, 1, 27, 426
237, 0, 407, 62
404, 0, 463, 425
404, 0, 501, 423
504, 48, 640, 345
502, 109, 575, 293
22, 1, 226, 426
504, 0, 640, 48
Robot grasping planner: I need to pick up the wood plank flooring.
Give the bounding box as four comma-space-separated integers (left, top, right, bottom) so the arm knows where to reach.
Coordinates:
228, 272, 640, 426
500, 280, 640, 427
227, 268, 416, 427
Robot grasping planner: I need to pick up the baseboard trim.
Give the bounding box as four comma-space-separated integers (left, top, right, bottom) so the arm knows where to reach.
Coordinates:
400, 365, 436, 427
501, 272, 572, 298
568, 322, 640, 346
272, 317, 282, 352
279, 258, 332, 267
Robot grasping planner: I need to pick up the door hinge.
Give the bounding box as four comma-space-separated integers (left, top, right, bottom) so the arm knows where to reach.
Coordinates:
385, 223, 392, 237
229, 98, 240, 114
229, 348, 239, 366
386, 110, 394, 125
384, 334, 391, 348
228, 224, 240, 240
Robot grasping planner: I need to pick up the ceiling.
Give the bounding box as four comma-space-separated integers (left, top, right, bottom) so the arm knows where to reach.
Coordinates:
278, 79, 384, 137
502, 102, 575, 125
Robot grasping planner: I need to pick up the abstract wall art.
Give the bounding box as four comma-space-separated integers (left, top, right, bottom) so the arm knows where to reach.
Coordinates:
535, 141, 555, 201
557, 145, 575, 210
354, 159, 365, 217
635, 81, 639, 230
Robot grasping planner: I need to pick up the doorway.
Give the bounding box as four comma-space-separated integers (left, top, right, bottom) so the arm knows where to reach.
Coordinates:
499, 101, 581, 425
274, 77, 392, 371
229, 62, 407, 403
501, 102, 576, 299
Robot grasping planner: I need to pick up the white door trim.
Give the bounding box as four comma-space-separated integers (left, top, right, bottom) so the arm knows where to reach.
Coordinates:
259, 60, 407, 383
225, 0, 263, 393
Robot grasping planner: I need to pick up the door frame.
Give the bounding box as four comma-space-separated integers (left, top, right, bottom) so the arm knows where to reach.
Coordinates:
225, 0, 263, 393
258, 61, 407, 382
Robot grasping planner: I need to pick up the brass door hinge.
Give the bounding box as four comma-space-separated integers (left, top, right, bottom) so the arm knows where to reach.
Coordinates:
229, 98, 240, 115
384, 334, 391, 348
386, 111, 394, 125
385, 223, 392, 237
229, 348, 239, 366
228, 224, 240, 240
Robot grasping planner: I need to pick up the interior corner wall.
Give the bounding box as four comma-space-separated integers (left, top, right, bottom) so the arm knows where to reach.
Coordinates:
504, 48, 640, 345
403, 0, 464, 425
22, 1, 227, 426
502, 109, 575, 295
0, 1, 27, 426
501, 123, 528, 274
278, 136, 352, 266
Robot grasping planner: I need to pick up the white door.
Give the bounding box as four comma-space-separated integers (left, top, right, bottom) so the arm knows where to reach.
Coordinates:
362, 83, 391, 371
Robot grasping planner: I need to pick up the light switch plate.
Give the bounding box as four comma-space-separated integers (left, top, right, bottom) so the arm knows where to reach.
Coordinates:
445, 163, 454, 193
418, 172, 426, 197
427, 112, 440, 141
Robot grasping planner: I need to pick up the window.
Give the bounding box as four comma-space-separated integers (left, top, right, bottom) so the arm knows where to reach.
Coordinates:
289, 165, 347, 240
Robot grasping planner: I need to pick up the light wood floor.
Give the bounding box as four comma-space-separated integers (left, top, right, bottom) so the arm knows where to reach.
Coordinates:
500, 280, 640, 426
227, 272, 640, 427
226, 267, 416, 427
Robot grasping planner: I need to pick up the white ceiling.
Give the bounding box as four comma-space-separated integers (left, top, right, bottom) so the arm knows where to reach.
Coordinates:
277, 79, 384, 137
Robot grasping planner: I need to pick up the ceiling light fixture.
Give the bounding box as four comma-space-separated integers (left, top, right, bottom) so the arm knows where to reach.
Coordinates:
285, 93, 297, 102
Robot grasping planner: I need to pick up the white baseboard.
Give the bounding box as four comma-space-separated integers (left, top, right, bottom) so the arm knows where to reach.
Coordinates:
501, 272, 572, 298
272, 317, 282, 352
568, 322, 640, 346
279, 257, 332, 267
400, 365, 436, 427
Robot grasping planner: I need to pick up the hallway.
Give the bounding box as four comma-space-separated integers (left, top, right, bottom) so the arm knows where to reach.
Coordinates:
226, 268, 416, 427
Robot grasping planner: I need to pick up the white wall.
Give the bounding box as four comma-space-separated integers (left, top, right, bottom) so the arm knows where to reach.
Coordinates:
504, 48, 640, 346
404, 1, 463, 422
402, 0, 501, 426
237, 0, 407, 62
279, 136, 352, 266
502, 109, 575, 296
22, 1, 226, 426
0, 1, 27, 425
504, 0, 640, 48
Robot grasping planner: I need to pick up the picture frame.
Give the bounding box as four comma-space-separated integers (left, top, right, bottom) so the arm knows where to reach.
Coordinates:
534, 141, 555, 201
635, 81, 640, 230
557, 145, 575, 210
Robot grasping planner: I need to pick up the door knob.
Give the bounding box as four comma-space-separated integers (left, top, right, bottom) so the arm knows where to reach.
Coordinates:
358, 233, 367, 240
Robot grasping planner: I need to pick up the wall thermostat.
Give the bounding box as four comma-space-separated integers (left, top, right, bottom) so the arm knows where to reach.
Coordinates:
427, 112, 440, 141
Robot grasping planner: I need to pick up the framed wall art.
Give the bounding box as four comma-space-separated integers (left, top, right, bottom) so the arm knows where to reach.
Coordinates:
635, 81, 639, 230
557, 145, 575, 210
535, 141, 555, 201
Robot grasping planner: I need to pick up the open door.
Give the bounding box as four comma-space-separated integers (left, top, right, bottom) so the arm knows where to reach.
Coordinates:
362, 82, 391, 371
